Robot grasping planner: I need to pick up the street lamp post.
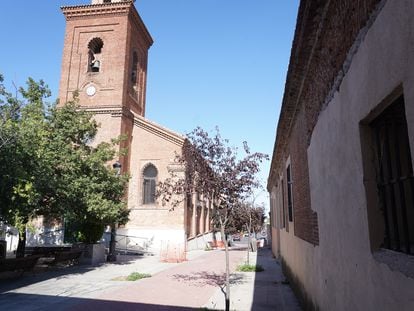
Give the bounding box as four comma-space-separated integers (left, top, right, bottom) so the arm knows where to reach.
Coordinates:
107, 161, 121, 262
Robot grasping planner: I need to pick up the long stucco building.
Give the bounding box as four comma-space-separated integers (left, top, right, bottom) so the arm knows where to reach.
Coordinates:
58, 0, 213, 258
268, 0, 414, 310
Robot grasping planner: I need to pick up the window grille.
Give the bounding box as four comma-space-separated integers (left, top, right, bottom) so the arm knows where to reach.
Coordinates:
371, 96, 414, 255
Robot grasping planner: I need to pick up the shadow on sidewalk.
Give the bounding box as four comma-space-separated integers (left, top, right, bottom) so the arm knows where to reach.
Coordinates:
0, 292, 204, 311
251, 246, 302, 310
172, 271, 245, 288
172, 247, 248, 291
0, 254, 149, 294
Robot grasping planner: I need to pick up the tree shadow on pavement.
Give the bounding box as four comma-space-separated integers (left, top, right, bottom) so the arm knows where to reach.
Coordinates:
0, 292, 204, 311
0, 254, 149, 294
0, 264, 95, 294
172, 271, 245, 288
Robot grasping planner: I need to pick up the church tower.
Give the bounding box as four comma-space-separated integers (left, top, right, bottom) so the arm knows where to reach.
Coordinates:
57, 0, 210, 257
58, 0, 153, 171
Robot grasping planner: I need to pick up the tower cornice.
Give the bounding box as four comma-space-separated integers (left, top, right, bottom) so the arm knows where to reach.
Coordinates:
61, 0, 153, 47
62, 1, 132, 21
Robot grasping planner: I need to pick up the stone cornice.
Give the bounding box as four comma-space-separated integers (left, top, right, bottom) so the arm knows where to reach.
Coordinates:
80, 105, 121, 113
61, 0, 153, 48
81, 105, 184, 146
61, 1, 133, 20
79, 105, 134, 119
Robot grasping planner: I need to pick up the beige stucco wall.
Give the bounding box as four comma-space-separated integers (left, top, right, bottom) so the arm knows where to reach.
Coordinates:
270, 227, 279, 257
279, 1, 414, 310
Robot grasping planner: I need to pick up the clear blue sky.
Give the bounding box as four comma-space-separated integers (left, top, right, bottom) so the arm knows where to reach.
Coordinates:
0, 0, 299, 209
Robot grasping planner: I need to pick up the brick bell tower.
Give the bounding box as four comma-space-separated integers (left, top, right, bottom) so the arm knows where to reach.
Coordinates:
58, 0, 153, 172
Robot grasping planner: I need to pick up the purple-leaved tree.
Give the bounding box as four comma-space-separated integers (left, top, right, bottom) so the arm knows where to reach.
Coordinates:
157, 126, 268, 311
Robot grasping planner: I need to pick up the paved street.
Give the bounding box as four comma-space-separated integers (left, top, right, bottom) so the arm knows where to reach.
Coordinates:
0, 246, 301, 310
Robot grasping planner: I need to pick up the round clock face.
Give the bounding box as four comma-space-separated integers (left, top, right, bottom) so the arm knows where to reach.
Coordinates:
86, 85, 96, 96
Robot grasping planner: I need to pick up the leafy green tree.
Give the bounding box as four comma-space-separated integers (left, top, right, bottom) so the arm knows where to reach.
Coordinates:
0, 77, 52, 255
45, 101, 129, 244
0, 76, 129, 255
0, 74, 20, 149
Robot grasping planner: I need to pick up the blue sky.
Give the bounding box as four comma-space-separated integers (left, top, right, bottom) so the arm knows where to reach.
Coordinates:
0, 0, 299, 209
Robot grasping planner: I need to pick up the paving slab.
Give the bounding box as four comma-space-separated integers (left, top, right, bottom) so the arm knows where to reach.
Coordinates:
204, 246, 302, 311
0, 246, 302, 311
67, 248, 246, 310
0, 250, 206, 310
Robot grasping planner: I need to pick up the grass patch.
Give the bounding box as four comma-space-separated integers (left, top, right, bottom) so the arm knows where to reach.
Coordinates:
237, 264, 264, 272
126, 272, 152, 281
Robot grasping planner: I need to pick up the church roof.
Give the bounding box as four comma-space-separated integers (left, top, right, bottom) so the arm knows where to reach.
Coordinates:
133, 114, 186, 147
82, 105, 185, 146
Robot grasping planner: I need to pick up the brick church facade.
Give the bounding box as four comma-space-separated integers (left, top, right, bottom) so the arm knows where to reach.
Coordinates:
58, 0, 213, 256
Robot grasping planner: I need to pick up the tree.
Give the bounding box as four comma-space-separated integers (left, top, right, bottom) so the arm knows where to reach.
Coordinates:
45, 99, 129, 244
0, 74, 21, 149
0, 76, 129, 256
0, 77, 52, 255
157, 126, 268, 311
226, 201, 265, 265
226, 201, 265, 236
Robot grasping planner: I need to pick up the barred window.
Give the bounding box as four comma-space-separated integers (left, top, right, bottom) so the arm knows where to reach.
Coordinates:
370, 95, 414, 255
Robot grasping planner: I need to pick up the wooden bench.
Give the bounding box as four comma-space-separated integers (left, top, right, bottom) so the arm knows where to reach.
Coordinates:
50, 250, 82, 266
0, 255, 41, 275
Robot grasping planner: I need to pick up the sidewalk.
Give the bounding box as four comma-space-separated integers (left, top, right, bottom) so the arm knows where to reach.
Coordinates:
67, 248, 247, 310
0, 246, 302, 310
204, 246, 302, 310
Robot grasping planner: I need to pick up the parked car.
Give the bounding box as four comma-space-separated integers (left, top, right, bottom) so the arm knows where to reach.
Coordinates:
232, 234, 241, 241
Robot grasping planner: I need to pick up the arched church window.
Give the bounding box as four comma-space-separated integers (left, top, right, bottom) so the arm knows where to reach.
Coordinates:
87, 37, 104, 73
143, 164, 158, 204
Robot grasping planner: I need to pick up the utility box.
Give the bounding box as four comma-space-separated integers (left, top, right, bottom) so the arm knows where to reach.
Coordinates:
0, 240, 7, 259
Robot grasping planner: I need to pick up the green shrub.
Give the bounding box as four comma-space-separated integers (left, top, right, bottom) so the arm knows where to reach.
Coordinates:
126, 272, 151, 281
237, 264, 264, 272
64, 220, 104, 244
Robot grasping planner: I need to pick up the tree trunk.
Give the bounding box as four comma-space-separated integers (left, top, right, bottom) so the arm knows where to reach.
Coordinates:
16, 229, 26, 258
246, 223, 251, 265
247, 206, 252, 265
221, 224, 230, 311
